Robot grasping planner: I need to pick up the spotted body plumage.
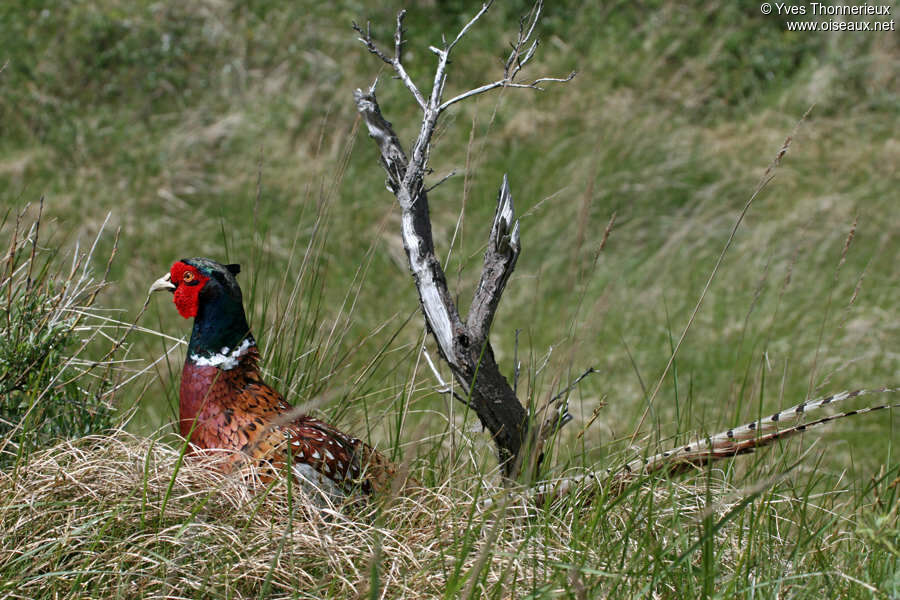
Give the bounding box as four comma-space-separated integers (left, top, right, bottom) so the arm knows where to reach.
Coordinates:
151, 257, 401, 498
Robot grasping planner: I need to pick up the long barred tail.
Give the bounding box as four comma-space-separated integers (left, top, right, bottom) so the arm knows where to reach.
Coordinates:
489, 388, 898, 507
617, 387, 899, 480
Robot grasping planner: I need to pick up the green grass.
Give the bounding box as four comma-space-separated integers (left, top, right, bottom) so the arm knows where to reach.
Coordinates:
0, 206, 117, 469
1, 0, 898, 597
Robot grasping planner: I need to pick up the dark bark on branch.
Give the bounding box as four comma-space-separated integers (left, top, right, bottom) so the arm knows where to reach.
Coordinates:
468, 176, 520, 343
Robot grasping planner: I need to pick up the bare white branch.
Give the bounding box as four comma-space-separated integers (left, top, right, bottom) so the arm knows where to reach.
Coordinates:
503, 6, 540, 77
447, 2, 494, 52
353, 87, 458, 357
352, 18, 428, 111
393, 9, 405, 62
354, 1, 573, 478
423, 347, 448, 388
535, 367, 599, 442
353, 21, 392, 64
423, 347, 471, 406
425, 169, 459, 193
439, 71, 576, 112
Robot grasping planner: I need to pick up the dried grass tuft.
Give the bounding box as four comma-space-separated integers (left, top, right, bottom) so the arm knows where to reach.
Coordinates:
0, 430, 796, 598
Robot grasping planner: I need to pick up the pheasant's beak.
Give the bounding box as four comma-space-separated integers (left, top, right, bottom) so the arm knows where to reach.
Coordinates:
149, 272, 176, 295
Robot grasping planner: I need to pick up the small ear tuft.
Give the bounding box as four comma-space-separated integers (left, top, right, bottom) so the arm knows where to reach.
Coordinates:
226, 264, 241, 276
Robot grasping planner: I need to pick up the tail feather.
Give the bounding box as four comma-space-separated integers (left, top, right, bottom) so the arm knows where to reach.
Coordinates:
488, 388, 898, 507
620, 387, 899, 478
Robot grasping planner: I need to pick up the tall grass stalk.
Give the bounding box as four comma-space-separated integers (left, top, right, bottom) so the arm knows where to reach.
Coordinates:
0, 203, 119, 469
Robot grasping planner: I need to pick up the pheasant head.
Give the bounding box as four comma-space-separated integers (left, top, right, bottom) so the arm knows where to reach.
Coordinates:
151, 258, 253, 368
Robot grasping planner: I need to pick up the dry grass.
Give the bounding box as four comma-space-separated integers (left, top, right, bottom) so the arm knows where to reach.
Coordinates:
3, 429, 895, 599
0, 430, 734, 599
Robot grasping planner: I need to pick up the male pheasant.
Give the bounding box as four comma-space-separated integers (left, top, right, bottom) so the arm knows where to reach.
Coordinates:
150, 257, 401, 498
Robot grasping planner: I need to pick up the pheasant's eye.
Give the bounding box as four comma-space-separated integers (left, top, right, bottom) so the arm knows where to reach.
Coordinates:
183, 271, 195, 283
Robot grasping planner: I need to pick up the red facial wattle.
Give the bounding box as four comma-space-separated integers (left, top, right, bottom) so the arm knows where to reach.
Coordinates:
170, 262, 210, 319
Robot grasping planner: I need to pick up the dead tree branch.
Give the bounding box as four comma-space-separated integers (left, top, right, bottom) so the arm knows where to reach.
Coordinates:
353, 1, 572, 478
353, 12, 427, 110
536, 367, 599, 441
467, 175, 520, 343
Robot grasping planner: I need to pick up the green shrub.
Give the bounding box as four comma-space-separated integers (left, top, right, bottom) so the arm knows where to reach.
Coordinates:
0, 206, 116, 467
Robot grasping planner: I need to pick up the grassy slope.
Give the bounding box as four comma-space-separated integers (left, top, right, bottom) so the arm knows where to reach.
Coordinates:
1, 0, 899, 597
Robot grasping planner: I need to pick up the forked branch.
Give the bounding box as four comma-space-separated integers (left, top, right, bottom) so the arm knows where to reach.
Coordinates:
353, 2, 572, 477
439, 2, 576, 111
354, 83, 527, 475
353, 11, 426, 110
